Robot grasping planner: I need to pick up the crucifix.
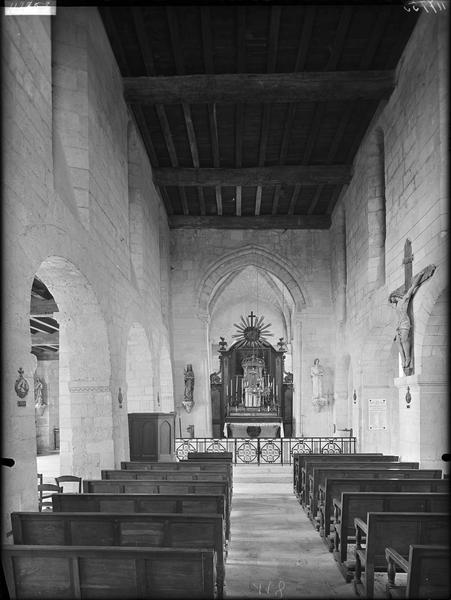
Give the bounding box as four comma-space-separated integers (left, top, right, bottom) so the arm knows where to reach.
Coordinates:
388, 239, 436, 376
248, 311, 257, 328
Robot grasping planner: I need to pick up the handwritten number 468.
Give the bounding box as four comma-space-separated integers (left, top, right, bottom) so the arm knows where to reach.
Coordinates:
251, 580, 286, 598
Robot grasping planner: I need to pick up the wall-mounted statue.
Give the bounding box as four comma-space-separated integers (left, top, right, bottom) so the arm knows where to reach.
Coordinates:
389, 263, 436, 375
182, 364, 195, 413
34, 373, 47, 416
311, 358, 327, 411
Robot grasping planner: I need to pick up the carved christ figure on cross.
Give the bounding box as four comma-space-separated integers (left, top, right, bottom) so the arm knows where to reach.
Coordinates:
388, 241, 435, 375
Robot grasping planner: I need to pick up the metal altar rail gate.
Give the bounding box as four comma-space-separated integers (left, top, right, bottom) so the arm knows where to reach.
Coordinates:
175, 437, 356, 465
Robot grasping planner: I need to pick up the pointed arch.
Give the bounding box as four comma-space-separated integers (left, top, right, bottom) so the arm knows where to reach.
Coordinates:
197, 245, 308, 316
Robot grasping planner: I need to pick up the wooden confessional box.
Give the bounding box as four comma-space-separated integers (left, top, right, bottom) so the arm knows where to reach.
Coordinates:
211, 341, 293, 438
128, 412, 176, 461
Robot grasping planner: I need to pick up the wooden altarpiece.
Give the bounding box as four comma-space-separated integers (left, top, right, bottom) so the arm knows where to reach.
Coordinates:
211, 314, 293, 438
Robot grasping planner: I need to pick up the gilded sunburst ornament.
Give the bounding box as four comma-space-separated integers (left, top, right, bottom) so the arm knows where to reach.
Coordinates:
231, 311, 273, 349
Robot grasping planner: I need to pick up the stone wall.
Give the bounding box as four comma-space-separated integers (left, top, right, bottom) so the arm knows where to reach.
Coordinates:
2, 8, 173, 537
330, 12, 448, 463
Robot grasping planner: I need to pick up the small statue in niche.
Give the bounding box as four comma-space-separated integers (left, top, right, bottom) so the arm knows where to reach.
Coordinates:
311, 358, 327, 411
219, 337, 228, 351
182, 364, 195, 413
277, 337, 287, 352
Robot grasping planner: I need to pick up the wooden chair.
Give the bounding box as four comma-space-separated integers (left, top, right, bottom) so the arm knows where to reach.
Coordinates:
38, 483, 62, 511
37, 473, 43, 486
55, 475, 82, 494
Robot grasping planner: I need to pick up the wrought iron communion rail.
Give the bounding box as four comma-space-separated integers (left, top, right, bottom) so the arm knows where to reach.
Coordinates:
175, 437, 357, 465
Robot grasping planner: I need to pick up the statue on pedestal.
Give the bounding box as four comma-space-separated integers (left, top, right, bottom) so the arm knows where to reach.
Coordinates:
182, 364, 195, 413
311, 358, 327, 411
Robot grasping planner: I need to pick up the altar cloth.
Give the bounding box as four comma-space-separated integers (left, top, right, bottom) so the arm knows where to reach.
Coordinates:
225, 422, 284, 438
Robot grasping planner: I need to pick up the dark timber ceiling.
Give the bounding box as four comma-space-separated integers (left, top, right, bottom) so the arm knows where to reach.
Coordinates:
99, 5, 419, 229
30, 277, 59, 360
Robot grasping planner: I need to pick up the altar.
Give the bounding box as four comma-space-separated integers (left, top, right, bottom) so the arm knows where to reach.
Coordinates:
224, 421, 284, 438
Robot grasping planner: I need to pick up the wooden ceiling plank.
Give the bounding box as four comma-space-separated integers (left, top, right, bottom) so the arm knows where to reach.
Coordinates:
236, 186, 242, 216
288, 184, 301, 215
166, 6, 185, 75
169, 214, 330, 230
198, 187, 206, 216
361, 6, 392, 70
183, 104, 200, 168
159, 186, 174, 216
101, 9, 132, 76
179, 187, 189, 216
237, 6, 246, 72
303, 6, 353, 215
122, 71, 395, 104
215, 185, 223, 216
267, 6, 281, 73
153, 165, 351, 187
255, 187, 262, 216
30, 298, 58, 315
294, 6, 316, 71
30, 331, 59, 346
155, 104, 179, 167
131, 106, 159, 167
271, 184, 281, 215
209, 104, 220, 168
132, 7, 156, 76
201, 6, 214, 73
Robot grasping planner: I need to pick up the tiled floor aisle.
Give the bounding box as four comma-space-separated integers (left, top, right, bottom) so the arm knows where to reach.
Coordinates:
225, 465, 355, 599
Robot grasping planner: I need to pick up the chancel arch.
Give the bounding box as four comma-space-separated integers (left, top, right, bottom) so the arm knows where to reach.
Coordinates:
125, 322, 155, 413
35, 256, 113, 479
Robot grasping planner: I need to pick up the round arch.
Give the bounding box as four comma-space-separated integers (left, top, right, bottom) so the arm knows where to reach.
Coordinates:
35, 255, 113, 478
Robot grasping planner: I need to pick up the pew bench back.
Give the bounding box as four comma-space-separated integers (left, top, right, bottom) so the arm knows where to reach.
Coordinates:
11, 511, 225, 597
102, 469, 228, 482
386, 544, 450, 599
310, 468, 442, 521
354, 512, 450, 599
304, 461, 419, 509
188, 452, 233, 462
51, 492, 229, 541
334, 492, 449, 563
121, 460, 232, 476
2, 544, 216, 599
321, 478, 450, 538
293, 453, 388, 496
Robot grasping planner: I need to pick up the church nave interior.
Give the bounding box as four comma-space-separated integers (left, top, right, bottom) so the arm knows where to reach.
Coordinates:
1, 3, 449, 599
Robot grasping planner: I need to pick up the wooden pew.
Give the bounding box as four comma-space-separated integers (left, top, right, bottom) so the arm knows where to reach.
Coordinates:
293, 453, 386, 496
83, 479, 231, 532
2, 544, 216, 599
385, 544, 450, 599
52, 492, 230, 543
309, 468, 442, 526
102, 469, 229, 482
320, 478, 450, 541
100, 470, 233, 514
121, 460, 233, 477
302, 460, 419, 511
11, 511, 225, 597
188, 452, 233, 463
332, 492, 449, 581
354, 512, 450, 598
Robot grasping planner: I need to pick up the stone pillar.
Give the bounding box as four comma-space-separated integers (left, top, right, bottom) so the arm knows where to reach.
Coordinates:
291, 312, 303, 437
395, 374, 448, 472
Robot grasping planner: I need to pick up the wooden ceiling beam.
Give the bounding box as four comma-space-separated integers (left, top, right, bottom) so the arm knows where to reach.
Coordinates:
123, 71, 395, 105
169, 214, 330, 230
153, 165, 351, 187
288, 184, 301, 215
30, 317, 59, 332
235, 7, 246, 217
